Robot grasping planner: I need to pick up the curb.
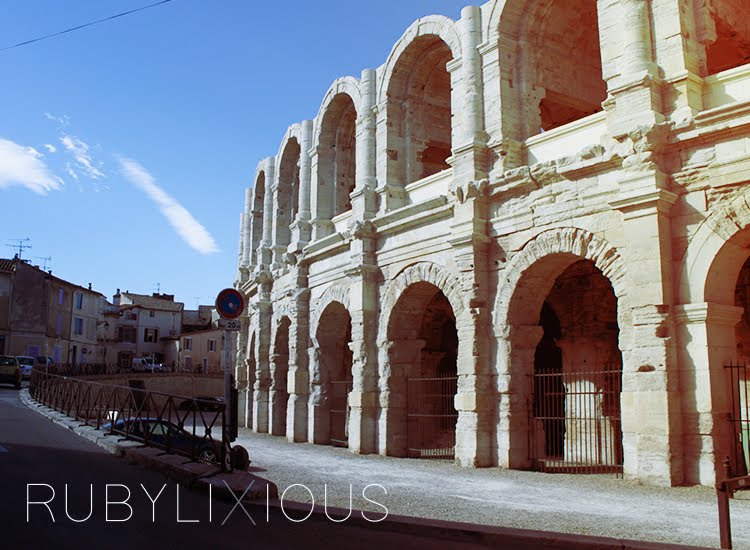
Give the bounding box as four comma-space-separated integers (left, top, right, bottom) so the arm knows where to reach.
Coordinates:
19, 390, 278, 504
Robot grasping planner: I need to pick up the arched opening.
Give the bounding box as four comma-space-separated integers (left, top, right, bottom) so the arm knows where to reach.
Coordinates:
386, 35, 453, 186
512, 0, 606, 137
704, 1, 750, 75
731, 257, 750, 475
318, 94, 357, 219
270, 317, 291, 436
503, 252, 624, 475
529, 261, 622, 473
250, 173, 265, 265
276, 139, 301, 251
385, 282, 458, 459
313, 302, 353, 446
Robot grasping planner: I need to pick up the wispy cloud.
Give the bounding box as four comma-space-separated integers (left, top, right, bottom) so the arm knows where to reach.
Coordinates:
118, 156, 219, 254
60, 134, 104, 180
0, 138, 63, 195
44, 112, 70, 129
43, 143, 57, 153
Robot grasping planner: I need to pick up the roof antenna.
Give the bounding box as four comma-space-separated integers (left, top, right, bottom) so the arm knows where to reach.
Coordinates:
6, 238, 31, 259
36, 256, 52, 271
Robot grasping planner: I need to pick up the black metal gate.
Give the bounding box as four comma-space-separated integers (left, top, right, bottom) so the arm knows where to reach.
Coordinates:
726, 362, 750, 477
531, 362, 623, 475
329, 380, 352, 447
407, 376, 458, 459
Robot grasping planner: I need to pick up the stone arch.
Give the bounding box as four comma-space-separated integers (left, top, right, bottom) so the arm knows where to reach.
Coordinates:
269, 314, 292, 436
377, 262, 467, 459
676, 191, 750, 483
378, 15, 462, 104
249, 167, 266, 265
312, 77, 363, 151
379, 262, 466, 336
487, 0, 606, 144
493, 227, 630, 472
495, 227, 628, 329
309, 282, 351, 342
272, 126, 304, 255
679, 190, 750, 306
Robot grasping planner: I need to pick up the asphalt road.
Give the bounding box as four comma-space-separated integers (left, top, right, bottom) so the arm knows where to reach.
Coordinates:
0, 384, 503, 550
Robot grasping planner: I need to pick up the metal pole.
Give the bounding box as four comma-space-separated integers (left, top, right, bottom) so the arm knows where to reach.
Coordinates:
223, 328, 232, 471
717, 483, 732, 549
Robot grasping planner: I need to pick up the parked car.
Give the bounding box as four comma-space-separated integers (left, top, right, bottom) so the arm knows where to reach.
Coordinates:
177, 396, 225, 412
34, 356, 53, 367
0, 356, 22, 389
104, 417, 221, 464
15, 356, 35, 380
131, 357, 165, 373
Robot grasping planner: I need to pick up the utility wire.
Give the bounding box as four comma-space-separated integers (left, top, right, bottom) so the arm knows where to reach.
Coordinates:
0, 0, 174, 53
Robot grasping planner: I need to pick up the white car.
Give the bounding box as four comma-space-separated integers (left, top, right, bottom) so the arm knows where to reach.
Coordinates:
16, 356, 35, 380
131, 357, 165, 373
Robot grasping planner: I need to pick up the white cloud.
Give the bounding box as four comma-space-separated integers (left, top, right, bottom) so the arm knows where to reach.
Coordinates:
0, 138, 63, 195
118, 156, 219, 255
43, 143, 57, 153
60, 134, 105, 180
44, 112, 69, 128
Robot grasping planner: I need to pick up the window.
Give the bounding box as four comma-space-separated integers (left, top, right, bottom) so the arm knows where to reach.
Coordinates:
118, 326, 136, 343
127, 312, 137, 321
149, 311, 155, 318
144, 328, 159, 343
56, 313, 62, 336
208, 339, 216, 352
75, 292, 83, 310
58, 288, 64, 305
73, 318, 84, 336
184, 337, 192, 351
184, 356, 192, 371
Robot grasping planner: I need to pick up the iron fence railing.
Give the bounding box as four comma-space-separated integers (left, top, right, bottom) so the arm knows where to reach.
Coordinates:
406, 376, 458, 459
29, 368, 229, 468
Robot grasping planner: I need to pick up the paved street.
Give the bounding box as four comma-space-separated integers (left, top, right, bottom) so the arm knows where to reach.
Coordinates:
0, 385, 502, 550
235, 429, 750, 549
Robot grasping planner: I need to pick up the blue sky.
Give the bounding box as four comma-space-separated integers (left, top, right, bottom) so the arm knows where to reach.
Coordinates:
0, 0, 466, 308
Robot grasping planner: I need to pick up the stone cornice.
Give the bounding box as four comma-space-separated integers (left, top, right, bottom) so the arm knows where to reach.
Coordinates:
673, 302, 744, 326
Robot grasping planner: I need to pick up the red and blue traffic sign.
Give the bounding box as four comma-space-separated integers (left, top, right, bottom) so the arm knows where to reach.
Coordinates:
215, 288, 245, 320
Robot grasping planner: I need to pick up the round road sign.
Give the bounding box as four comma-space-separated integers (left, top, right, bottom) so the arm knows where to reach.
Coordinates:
215, 288, 245, 320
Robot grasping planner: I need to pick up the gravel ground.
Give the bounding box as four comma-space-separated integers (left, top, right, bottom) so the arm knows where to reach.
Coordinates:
236, 430, 750, 549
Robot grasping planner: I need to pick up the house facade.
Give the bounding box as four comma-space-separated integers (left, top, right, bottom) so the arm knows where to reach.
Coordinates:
233, 0, 750, 487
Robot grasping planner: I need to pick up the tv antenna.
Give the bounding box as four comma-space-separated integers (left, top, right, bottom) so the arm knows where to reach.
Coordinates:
36, 256, 52, 271
6, 238, 31, 259
153, 282, 161, 294
193, 296, 201, 309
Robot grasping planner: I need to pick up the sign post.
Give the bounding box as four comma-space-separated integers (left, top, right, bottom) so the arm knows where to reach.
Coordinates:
215, 288, 245, 472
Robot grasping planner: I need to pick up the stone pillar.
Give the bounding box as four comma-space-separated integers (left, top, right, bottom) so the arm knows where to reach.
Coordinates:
257, 157, 275, 268
496, 324, 543, 469
610, 178, 682, 485
309, 145, 334, 241
235, 315, 250, 427
307, 344, 330, 444
269, 351, 289, 436
350, 69, 378, 221
378, 338, 426, 457
375, 100, 407, 213
605, 0, 664, 137
675, 303, 743, 485
290, 120, 313, 253
286, 281, 310, 442
252, 274, 273, 433
345, 221, 379, 454
241, 188, 252, 269
236, 212, 247, 284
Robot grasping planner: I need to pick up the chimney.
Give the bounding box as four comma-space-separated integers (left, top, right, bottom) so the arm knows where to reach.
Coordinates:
88, 283, 92, 290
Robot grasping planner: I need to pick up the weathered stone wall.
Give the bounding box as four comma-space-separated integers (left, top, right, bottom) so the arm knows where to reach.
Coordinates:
232, 0, 750, 487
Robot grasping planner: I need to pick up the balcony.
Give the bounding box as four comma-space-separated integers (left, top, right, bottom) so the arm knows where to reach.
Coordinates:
703, 63, 750, 111
405, 168, 452, 204
523, 111, 608, 166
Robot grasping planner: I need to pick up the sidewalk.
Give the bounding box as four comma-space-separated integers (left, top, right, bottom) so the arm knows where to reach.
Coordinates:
235, 429, 750, 549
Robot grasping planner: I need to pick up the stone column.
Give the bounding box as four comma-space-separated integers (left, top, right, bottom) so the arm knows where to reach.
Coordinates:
241, 188, 252, 269
257, 157, 275, 268
269, 351, 289, 436
375, 100, 407, 214
378, 338, 425, 457
252, 274, 273, 433
236, 212, 246, 284
307, 344, 330, 444
235, 315, 250, 428
610, 178, 682, 485
350, 69, 378, 221
290, 121, 313, 253
286, 283, 310, 442
345, 221, 379, 454
605, 0, 664, 137
675, 303, 743, 485
496, 324, 543, 469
